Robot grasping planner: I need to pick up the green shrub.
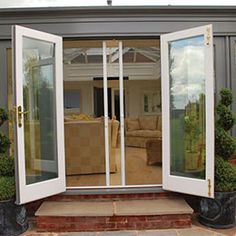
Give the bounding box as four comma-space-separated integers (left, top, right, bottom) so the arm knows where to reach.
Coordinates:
0, 132, 10, 154
215, 126, 236, 160
216, 104, 236, 131
220, 88, 233, 107
0, 107, 15, 201
0, 176, 15, 201
215, 88, 236, 192
0, 108, 8, 126
0, 154, 14, 176
215, 156, 236, 192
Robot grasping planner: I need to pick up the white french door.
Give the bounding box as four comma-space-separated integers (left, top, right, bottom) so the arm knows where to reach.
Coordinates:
13, 25, 65, 204
12, 24, 214, 204
161, 25, 215, 198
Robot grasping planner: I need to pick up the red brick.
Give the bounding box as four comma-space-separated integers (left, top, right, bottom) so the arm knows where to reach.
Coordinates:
34, 191, 181, 204
172, 220, 191, 228
116, 222, 137, 230
75, 217, 106, 223
127, 216, 147, 223
162, 214, 190, 220
37, 212, 193, 232
145, 215, 162, 221
106, 216, 128, 223
94, 222, 116, 229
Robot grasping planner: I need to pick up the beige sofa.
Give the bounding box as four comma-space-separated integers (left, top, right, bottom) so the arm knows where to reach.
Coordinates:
125, 115, 162, 148
64, 119, 119, 175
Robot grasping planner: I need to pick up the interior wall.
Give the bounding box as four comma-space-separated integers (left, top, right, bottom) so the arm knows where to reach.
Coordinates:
64, 79, 161, 118
125, 80, 161, 118
64, 81, 93, 115
64, 80, 121, 116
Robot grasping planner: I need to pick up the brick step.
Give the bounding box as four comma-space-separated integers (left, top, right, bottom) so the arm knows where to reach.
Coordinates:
44, 190, 181, 201
35, 198, 193, 232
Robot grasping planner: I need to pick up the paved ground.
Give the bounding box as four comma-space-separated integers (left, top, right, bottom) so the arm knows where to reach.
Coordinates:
22, 217, 236, 236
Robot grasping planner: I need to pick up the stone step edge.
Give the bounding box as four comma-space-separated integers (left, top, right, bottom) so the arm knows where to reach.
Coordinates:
35, 198, 194, 217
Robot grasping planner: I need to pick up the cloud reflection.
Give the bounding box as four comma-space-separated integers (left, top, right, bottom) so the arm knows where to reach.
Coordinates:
170, 36, 205, 109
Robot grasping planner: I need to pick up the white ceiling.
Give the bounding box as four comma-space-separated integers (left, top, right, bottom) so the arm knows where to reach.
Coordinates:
63, 47, 160, 64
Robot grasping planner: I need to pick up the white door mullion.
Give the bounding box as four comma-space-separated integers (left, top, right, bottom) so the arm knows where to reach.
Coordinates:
103, 41, 110, 186
119, 41, 126, 186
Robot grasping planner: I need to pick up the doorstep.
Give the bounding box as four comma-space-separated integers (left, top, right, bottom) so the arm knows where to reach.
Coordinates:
35, 198, 193, 232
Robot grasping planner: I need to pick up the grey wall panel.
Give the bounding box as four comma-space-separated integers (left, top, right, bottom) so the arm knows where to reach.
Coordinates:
0, 21, 236, 39
0, 41, 11, 134
230, 37, 236, 137
1, 8, 236, 39
214, 37, 227, 97
0, 41, 10, 108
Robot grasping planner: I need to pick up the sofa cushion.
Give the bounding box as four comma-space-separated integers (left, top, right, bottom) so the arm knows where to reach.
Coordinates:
64, 116, 73, 122
139, 116, 157, 130
126, 118, 140, 131
111, 119, 119, 148
126, 130, 161, 138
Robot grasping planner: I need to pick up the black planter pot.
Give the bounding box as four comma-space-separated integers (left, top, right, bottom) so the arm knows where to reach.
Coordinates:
0, 199, 28, 236
199, 191, 236, 229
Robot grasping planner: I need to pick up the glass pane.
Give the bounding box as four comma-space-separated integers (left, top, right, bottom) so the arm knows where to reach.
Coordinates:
63, 41, 106, 187
23, 36, 58, 185
169, 35, 206, 179
123, 40, 162, 185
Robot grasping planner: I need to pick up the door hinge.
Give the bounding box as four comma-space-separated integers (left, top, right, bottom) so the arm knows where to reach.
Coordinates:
16, 105, 28, 128
208, 178, 212, 197
205, 27, 211, 46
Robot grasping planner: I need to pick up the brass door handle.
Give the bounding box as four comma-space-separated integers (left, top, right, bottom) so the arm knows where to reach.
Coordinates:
17, 105, 28, 128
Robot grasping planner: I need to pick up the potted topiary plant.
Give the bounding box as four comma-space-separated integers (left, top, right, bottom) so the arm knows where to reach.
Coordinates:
0, 107, 28, 236
199, 88, 236, 229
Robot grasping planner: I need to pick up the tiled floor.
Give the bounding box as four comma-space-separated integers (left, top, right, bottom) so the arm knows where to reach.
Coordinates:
22, 217, 236, 236
66, 147, 162, 187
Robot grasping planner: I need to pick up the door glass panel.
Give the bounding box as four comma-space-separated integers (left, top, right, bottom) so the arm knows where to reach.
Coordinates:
63, 40, 163, 187
23, 36, 58, 185
123, 40, 162, 185
169, 35, 206, 179
63, 41, 106, 187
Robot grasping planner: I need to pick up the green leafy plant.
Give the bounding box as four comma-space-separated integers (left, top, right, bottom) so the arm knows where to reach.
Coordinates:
0, 108, 8, 126
184, 102, 200, 153
0, 132, 11, 153
0, 108, 15, 201
215, 88, 236, 192
0, 154, 15, 176
0, 176, 15, 201
215, 156, 236, 192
